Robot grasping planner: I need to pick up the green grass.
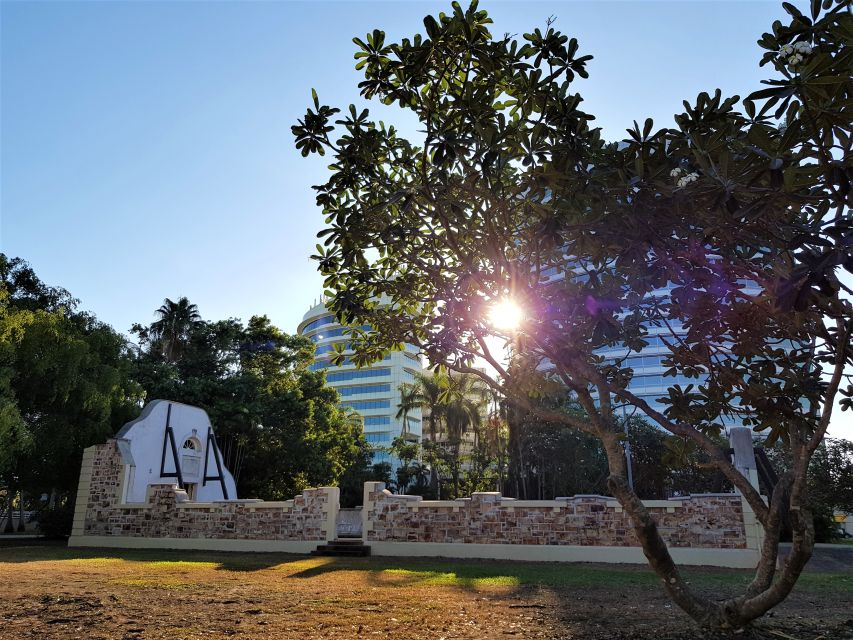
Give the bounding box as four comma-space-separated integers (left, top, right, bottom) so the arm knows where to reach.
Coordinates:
382, 568, 521, 587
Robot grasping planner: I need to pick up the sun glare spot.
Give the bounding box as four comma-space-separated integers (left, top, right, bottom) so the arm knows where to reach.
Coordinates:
488, 299, 523, 331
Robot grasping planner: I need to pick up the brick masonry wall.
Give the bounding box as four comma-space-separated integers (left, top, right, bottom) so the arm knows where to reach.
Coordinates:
73, 441, 755, 552
78, 440, 336, 542
363, 483, 749, 549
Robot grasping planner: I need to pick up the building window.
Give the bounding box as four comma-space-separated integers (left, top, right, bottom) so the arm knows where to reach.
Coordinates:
340, 399, 391, 410
302, 315, 337, 333
326, 368, 391, 383
337, 384, 391, 396
315, 342, 352, 355
308, 325, 371, 342
364, 415, 391, 426
310, 355, 391, 371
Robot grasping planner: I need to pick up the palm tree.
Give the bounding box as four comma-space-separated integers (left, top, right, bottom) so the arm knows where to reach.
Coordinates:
395, 382, 418, 438
396, 370, 448, 496
150, 297, 201, 362
397, 371, 490, 498
442, 373, 487, 497
482, 388, 509, 493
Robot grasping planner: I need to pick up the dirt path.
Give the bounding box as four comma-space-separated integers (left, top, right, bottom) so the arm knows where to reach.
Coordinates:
0, 546, 850, 639
780, 542, 853, 572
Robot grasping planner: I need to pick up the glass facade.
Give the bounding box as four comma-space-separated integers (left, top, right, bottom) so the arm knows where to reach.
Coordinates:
341, 399, 391, 410
309, 355, 390, 371
298, 300, 424, 468
326, 368, 390, 382
337, 384, 391, 396
547, 264, 756, 431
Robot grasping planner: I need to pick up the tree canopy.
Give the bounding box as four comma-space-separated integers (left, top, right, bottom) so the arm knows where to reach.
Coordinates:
132, 304, 369, 500
0, 255, 142, 523
293, 0, 852, 629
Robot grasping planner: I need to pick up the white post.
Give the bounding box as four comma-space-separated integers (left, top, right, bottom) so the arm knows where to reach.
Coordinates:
729, 427, 764, 555
729, 427, 760, 492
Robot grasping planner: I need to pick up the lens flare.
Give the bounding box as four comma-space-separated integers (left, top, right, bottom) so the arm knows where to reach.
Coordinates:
488, 299, 523, 331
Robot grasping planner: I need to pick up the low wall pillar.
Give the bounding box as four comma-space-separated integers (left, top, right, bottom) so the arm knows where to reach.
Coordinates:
361, 481, 387, 543
320, 486, 340, 542
70, 446, 97, 537
729, 427, 760, 492
729, 426, 764, 553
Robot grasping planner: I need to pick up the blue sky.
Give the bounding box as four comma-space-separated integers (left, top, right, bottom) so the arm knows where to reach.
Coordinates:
2, 1, 849, 437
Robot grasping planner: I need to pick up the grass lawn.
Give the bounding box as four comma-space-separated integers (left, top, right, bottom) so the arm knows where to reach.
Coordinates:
0, 545, 851, 639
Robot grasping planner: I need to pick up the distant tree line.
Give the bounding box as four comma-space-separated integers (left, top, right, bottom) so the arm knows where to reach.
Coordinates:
392, 371, 731, 502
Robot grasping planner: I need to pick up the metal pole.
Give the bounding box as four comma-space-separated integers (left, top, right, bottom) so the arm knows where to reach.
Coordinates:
623, 412, 634, 492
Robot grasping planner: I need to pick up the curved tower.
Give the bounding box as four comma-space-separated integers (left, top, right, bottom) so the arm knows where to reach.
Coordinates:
298, 300, 423, 465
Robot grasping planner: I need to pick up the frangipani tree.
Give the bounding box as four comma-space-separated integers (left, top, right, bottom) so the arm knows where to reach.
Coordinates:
293, 0, 852, 629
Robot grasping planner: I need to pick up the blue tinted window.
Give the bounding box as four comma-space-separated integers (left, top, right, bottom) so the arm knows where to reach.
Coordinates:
337, 384, 391, 396
309, 325, 371, 342
327, 368, 391, 382
341, 399, 391, 410
310, 355, 391, 370
302, 316, 337, 333
364, 415, 391, 426
315, 342, 352, 355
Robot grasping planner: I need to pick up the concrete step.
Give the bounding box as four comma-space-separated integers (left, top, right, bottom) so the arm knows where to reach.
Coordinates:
312, 540, 371, 557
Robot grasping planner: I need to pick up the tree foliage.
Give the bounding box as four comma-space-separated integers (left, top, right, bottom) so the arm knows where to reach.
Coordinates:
766, 436, 853, 540
396, 369, 488, 498
0, 255, 142, 516
132, 306, 368, 500
132, 297, 202, 363
293, 0, 852, 628
506, 394, 730, 500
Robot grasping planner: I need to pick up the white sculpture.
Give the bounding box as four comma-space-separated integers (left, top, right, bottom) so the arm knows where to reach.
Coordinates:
115, 400, 238, 503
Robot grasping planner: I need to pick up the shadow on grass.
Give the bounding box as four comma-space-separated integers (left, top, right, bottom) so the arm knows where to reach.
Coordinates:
1, 544, 850, 598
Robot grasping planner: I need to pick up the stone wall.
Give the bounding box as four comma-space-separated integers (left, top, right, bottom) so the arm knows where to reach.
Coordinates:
73, 440, 337, 542
70, 439, 762, 568
362, 482, 750, 549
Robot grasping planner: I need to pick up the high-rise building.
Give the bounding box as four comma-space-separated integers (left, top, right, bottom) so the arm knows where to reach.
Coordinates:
298, 300, 424, 464
540, 268, 747, 430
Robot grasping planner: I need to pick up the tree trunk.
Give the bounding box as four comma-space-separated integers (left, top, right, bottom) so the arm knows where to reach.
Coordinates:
428, 416, 439, 497
17, 490, 25, 532
3, 483, 15, 534
600, 428, 815, 630
506, 403, 523, 498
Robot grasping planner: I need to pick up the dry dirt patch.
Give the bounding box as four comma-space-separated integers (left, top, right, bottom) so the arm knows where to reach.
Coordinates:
0, 546, 850, 639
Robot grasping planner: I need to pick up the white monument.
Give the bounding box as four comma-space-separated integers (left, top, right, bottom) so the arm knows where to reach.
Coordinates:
115, 400, 238, 503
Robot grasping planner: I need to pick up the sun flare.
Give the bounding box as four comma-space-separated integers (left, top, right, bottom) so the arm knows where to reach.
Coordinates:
488, 299, 524, 331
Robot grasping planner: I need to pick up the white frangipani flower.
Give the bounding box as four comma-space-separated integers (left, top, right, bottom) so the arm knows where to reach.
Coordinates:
670, 168, 683, 177
779, 41, 813, 69
676, 172, 699, 188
